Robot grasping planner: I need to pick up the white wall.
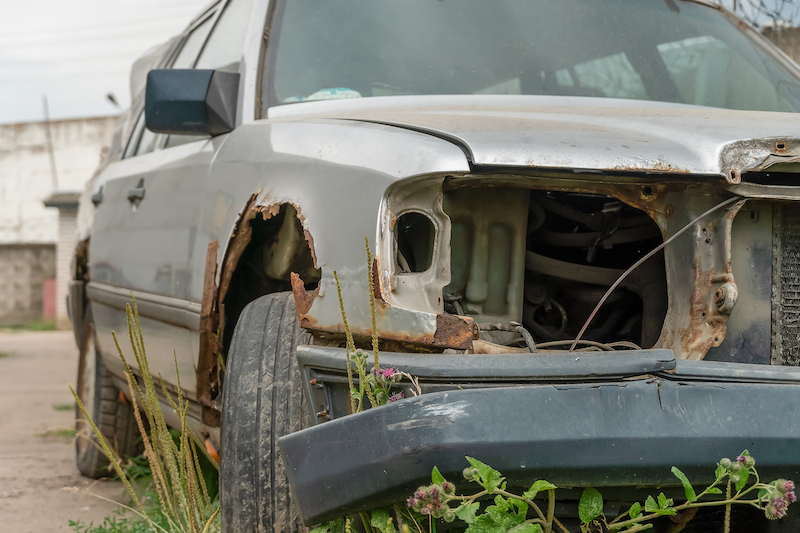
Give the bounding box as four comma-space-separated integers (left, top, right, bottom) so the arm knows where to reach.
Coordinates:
0, 116, 117, 245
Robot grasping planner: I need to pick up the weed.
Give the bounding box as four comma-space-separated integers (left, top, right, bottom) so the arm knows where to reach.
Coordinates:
2, 320, 57, 331
69, 296, 220, 533
53, 403, 75, 411
38, 427, 77, 439
314, 452, 795, 533
333, 239, 418, 414
69, 505, 169, 533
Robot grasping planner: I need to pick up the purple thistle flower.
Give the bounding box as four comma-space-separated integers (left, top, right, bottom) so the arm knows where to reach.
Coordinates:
383, 367, 397, 378
420, 506, 432, 516
766, 493, 790, 520
785, 480, 796, 493
389, 391, 404, 402
414, 490, 426, 500
788, 491, 797, 503
737, 455, 747, 464
406, 497, 417, 508
430, 487, 439, 498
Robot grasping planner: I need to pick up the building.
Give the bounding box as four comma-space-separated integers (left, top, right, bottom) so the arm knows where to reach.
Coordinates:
762, 23, 800, 64
0, 116, 116, 328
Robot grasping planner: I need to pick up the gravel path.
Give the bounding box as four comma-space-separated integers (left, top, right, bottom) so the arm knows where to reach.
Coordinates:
0, 330, 126, 533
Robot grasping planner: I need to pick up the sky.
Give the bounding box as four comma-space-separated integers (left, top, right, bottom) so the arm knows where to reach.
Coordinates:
0, 0, 206, 124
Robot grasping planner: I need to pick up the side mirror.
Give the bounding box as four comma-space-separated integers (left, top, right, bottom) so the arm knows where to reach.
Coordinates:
145, 69, 239, 136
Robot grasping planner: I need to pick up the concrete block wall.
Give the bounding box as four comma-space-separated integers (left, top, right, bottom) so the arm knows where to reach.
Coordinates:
0, 244, 55, 324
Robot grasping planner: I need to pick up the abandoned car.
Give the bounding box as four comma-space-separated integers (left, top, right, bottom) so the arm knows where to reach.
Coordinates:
69, 0, 800, 530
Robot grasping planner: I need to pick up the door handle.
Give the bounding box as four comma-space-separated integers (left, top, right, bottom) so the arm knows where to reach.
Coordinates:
127, 178, 145, 204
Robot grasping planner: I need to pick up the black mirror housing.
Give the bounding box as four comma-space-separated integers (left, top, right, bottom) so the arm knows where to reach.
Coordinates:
145, 69, 239, 136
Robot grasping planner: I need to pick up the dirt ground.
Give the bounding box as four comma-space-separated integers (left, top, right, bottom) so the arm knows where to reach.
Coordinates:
0, 330, 126, 533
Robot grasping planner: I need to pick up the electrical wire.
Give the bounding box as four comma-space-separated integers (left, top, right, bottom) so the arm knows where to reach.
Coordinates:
569, 196, 744, 352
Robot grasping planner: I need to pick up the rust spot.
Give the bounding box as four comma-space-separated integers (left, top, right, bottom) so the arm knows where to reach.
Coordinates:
776, 141, 787, 154
300, 312, 475, 351
291, 271, 319, 316
204, 438, 220, 464
258, 203, 281, 220
198, 240, 222, 426
372, 257, 385, 303
217, 194, 260, 308
679, 258, 732, 359
433, 313, 476, 351
294, 209, 319, 269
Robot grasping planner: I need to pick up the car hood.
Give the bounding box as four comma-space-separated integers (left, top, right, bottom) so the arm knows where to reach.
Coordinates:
268, 94, 800, 181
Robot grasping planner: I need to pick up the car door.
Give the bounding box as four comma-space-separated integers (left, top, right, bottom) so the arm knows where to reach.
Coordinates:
89, 4, 227, 396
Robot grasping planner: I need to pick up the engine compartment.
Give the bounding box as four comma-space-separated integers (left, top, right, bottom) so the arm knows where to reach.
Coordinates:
441, 187, 667, 349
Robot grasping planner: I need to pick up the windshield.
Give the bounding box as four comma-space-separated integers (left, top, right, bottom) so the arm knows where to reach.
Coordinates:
265, 0, 800, 113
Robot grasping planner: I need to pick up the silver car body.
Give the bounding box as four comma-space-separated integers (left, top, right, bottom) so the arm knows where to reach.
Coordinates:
73, 0, 800, 444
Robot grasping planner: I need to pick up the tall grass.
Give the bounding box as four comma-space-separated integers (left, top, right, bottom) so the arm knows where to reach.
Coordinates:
70, 297, 220, 533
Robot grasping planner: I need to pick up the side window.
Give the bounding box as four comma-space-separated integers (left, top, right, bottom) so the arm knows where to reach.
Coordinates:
196, 0, 256, 72
123, 113, 145, 159
171, 15, 215, 69
166, 0, 253, 148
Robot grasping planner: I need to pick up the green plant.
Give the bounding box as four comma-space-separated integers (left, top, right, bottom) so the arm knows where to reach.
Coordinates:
69, 297, 220, 533
314, 452, 794, 533
69, 506, 170, 533
37, 427, 77, 438
333, 238, 418, 413
53, 402, 75, 411
3, 319, 57, 331
0, 351, 9, 359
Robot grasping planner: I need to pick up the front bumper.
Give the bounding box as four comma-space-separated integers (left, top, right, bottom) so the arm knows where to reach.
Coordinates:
279, 347, 800, 525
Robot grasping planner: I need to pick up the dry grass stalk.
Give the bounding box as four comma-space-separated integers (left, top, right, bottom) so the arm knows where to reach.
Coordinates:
71, 295, 219, 532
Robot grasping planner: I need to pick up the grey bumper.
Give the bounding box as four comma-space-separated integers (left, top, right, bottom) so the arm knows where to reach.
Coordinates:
278, 348, 800, 525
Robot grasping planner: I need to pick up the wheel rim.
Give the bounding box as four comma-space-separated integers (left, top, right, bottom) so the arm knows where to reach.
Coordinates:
76, 334, 97, 457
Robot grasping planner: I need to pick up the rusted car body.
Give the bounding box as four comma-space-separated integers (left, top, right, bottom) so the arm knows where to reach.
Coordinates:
69, 0, 800, 530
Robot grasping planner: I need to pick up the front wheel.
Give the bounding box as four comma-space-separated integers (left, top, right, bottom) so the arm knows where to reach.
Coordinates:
220, 292, 311, 533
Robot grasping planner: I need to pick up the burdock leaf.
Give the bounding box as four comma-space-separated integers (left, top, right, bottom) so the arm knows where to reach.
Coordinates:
370, 509, 397, 533
523, 480, 557, 500
311, 519, 343, 533
466, 457, 504, 494
507, 525, 543, 533
658, 492, 666, 508
432, 466, 445, 484
455, 502, 479, 524
671, 467, 697, 502
735, 467, 750, 493
706, 488, 723, 494
578, 487, 603, 524
644, 495, 659, 513
628, 502, 642, 519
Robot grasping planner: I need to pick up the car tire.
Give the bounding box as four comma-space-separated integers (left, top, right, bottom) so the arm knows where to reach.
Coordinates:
75, 309, 142, 478
220, 292, 311, 533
